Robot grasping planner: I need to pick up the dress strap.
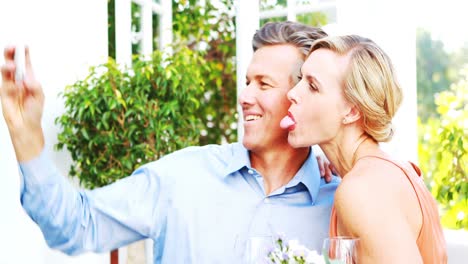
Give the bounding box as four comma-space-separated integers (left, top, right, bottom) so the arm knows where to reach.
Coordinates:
354, 155, 422, 178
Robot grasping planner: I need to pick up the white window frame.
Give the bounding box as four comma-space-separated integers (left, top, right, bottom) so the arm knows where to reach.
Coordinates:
259, 0, 336, 21
115, 0, 172, 66
113, 2, 172, 263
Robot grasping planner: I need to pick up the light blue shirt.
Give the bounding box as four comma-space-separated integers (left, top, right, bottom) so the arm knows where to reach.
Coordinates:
19, 142, 339, 263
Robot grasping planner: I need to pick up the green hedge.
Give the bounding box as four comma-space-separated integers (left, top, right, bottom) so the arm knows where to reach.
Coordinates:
418, 67, 468, 230
55, 47, 207, 188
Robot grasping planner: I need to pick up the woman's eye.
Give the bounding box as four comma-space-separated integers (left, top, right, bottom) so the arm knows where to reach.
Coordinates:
309, 82, 318, 91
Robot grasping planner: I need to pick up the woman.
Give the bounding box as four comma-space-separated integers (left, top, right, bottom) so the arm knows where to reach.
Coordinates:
280, 35, 447, 263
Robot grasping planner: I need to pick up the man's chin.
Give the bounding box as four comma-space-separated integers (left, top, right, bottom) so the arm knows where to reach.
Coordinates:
242, 134, 266, 151
241, 137, 255, 150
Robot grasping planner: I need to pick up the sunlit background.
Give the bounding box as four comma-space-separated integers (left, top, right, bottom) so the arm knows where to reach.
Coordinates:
0, 0, 466, 264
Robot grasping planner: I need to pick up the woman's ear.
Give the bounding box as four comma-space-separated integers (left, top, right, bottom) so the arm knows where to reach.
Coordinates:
342, 106, 361, 124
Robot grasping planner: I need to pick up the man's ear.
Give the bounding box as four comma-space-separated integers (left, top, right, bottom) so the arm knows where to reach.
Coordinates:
342, 106, 361, 125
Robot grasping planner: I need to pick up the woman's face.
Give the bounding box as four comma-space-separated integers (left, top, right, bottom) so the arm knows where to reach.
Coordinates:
283, 48, 353, 148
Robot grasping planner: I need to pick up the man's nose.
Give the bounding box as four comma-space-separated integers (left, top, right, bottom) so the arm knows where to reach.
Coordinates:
238, 83, 256, 106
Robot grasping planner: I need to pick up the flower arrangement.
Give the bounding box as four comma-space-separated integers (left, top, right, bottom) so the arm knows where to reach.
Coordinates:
266, 235, 325, 264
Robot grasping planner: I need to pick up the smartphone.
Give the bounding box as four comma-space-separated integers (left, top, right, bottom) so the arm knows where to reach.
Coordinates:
14, 45, 25, 81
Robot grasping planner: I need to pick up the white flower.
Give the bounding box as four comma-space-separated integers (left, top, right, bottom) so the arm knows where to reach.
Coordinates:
288, 240, 310, 258
306, 250, 325, 264
267, 235, 325, 264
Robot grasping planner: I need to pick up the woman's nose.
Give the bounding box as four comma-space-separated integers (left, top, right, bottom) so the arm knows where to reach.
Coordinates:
287, 88, 298, 104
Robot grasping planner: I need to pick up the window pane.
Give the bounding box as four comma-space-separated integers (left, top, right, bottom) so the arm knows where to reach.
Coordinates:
260, 0, 287, 11
296, 0, 336, 5
152, 13, 160, 51
131, 2, 142, 55
296, 0, 314, 4
295, 0, 337, 26
297, 11, 331, 27
108, 0, 116, 59
260, 16, 287, 27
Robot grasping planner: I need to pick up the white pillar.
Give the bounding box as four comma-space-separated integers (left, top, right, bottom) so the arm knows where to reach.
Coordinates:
335, 0, 418, 161
287, 0, 296, 21
160, 0, 173, 52
141, 0, 154, 57
235, 0, 259, 140
0, 0, 108, 263
116, 0, 133, 65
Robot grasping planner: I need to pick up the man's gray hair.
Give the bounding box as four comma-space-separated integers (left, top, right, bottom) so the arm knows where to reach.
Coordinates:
252, 21, 328, 57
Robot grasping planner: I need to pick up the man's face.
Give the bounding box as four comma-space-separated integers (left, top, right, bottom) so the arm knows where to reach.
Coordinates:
239, 44, 304, 152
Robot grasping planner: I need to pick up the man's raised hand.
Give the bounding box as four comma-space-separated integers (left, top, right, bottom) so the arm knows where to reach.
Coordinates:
1, 46, 45, 161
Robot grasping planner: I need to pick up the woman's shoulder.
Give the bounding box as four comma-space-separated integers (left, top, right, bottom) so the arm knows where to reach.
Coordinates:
335, 156, 421, 230
336, 158, 415, 214
343, 156, 410, 189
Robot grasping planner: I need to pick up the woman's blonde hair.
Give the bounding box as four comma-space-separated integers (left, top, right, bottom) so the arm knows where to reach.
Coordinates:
309, 35, 403, 142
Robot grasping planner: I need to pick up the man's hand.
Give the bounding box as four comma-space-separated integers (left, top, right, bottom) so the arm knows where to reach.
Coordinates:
1, 46, 45, 161
316, 155, 337, 183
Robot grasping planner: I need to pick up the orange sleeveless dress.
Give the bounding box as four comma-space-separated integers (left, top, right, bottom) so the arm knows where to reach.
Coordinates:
329, 156, 447, 263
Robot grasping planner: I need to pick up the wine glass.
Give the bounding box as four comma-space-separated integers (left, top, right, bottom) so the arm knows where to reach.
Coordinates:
322, 236, 359, 264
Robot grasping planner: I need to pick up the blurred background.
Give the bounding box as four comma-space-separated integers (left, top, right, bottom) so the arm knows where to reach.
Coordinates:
0, 0, 466, 263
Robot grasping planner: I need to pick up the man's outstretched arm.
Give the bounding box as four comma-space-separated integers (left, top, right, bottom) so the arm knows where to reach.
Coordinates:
1, 46, 163, 254
19, 152, 163, 254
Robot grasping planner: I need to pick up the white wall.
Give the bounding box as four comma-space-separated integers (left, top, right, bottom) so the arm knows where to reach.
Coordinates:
333, 3, 468, 263
235, 0, 259, 139
0, 0, 108, 263
334, 0, 418, 162
445, 229, 468, 264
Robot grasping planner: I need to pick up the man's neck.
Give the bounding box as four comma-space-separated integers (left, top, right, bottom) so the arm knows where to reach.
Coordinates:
249, 146, 310, 195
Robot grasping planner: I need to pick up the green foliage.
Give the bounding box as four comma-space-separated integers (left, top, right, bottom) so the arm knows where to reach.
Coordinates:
173, 0, 238, 145
297, 12, 328, 27
60, 0, 330, 189
260, 0, 287, 10
260, 0, 328, 27
260, 12, 327, 28
418, 67, 468, 229
174, 0, 329, 145
416, 28, 459, 122
55, 47, 207, 188
107, 0, 115, 59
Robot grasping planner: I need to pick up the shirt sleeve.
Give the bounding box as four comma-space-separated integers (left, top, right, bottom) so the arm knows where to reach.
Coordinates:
19, 149, 167, 255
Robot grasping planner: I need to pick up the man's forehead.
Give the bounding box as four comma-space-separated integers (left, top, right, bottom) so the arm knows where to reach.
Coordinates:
248, 46, 304, 76
251, 44, 302, 61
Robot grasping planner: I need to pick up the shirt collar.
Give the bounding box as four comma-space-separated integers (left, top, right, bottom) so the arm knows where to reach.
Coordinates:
290, 149, 321, 203
224, 144, 321, 202
223, 142, 251, 176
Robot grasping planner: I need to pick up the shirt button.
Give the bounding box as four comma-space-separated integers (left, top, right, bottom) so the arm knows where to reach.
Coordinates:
247, 169, 254, 174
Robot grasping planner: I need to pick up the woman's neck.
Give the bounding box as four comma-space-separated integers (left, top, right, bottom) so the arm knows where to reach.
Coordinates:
320, 133, 378, 178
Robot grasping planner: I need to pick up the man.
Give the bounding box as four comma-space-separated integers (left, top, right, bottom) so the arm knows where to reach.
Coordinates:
0, 22, 339, 263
